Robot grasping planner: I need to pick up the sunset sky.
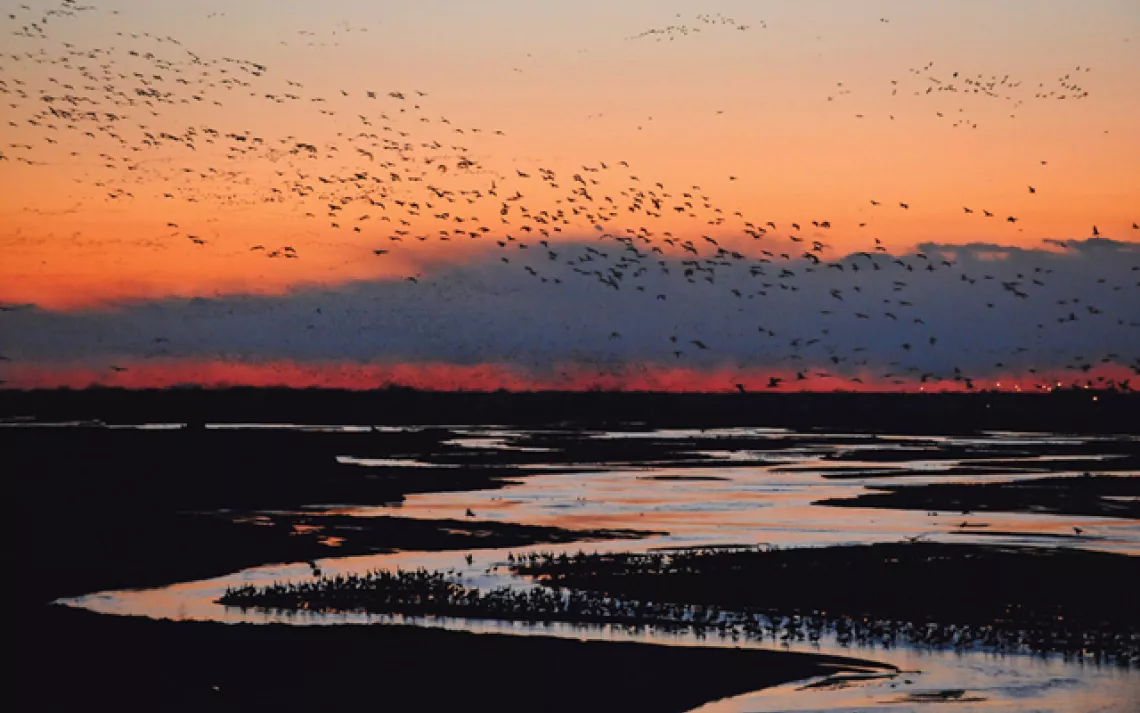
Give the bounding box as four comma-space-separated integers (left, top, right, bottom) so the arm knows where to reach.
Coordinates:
0, 0, 1137, 391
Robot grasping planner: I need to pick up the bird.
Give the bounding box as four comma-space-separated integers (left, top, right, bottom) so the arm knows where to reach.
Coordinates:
1, 7, 1132, 402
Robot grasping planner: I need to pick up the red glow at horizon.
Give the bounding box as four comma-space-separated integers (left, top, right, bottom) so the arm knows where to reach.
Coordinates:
1, 358, 1131, 394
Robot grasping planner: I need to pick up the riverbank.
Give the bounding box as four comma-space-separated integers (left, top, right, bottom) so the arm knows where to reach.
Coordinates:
817, 474, 1140, 519
24, 606, 885, 713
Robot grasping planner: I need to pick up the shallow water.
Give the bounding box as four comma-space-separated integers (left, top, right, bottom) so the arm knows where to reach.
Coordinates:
59, 426, 1140, 711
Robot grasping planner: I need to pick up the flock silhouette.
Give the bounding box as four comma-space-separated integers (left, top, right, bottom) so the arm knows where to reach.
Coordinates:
0, 1, 1137, 390
627, 12, 761, 41
216, 554, 1135, 661
828, 59, 1097, 129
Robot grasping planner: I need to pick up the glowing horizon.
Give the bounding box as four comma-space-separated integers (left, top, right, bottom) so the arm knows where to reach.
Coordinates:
1, 0, 1137, 391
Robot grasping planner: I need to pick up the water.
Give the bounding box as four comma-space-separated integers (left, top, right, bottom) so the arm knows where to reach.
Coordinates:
58, 426, 1140, 711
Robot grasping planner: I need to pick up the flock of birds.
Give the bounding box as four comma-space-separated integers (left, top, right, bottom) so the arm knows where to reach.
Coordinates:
0, 0, 1137, 391
216, 559, 1134, 660
627, 12, 761, 41
830, 60, 1096, 129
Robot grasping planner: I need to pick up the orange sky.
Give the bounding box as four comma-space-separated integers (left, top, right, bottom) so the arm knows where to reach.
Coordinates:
0, 1, 1137, 390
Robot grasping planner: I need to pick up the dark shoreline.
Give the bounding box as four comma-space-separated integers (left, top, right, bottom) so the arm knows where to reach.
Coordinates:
817, 474, 1140, 520
29, 606, 883, 713
4, 387, 1138, 433
15, 522, 876, 713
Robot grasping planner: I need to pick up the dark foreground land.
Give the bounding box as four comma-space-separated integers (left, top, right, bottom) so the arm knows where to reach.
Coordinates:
30, 606, 878, 713
6, 412, 884, 713
6, 390, 1138, 711
5, 424, 662, 604
818, 474, 1140, 519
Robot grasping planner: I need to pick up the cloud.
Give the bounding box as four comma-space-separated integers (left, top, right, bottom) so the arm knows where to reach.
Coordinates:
1, 237, 1137, 388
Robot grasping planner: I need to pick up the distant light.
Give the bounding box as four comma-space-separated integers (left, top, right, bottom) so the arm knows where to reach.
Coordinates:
1092, 396, 1099, 401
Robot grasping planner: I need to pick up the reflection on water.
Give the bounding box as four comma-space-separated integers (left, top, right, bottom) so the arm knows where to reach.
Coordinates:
693, 657, 1139, 713
58, 426, 1140, 712
205, 423, 379, 433
329, 427, 1139, 553
337, 456, 466, 469
349, 466, 1137, 553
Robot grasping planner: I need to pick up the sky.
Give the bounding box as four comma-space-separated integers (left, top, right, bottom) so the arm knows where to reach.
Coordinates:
0, 0, 1138, 391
